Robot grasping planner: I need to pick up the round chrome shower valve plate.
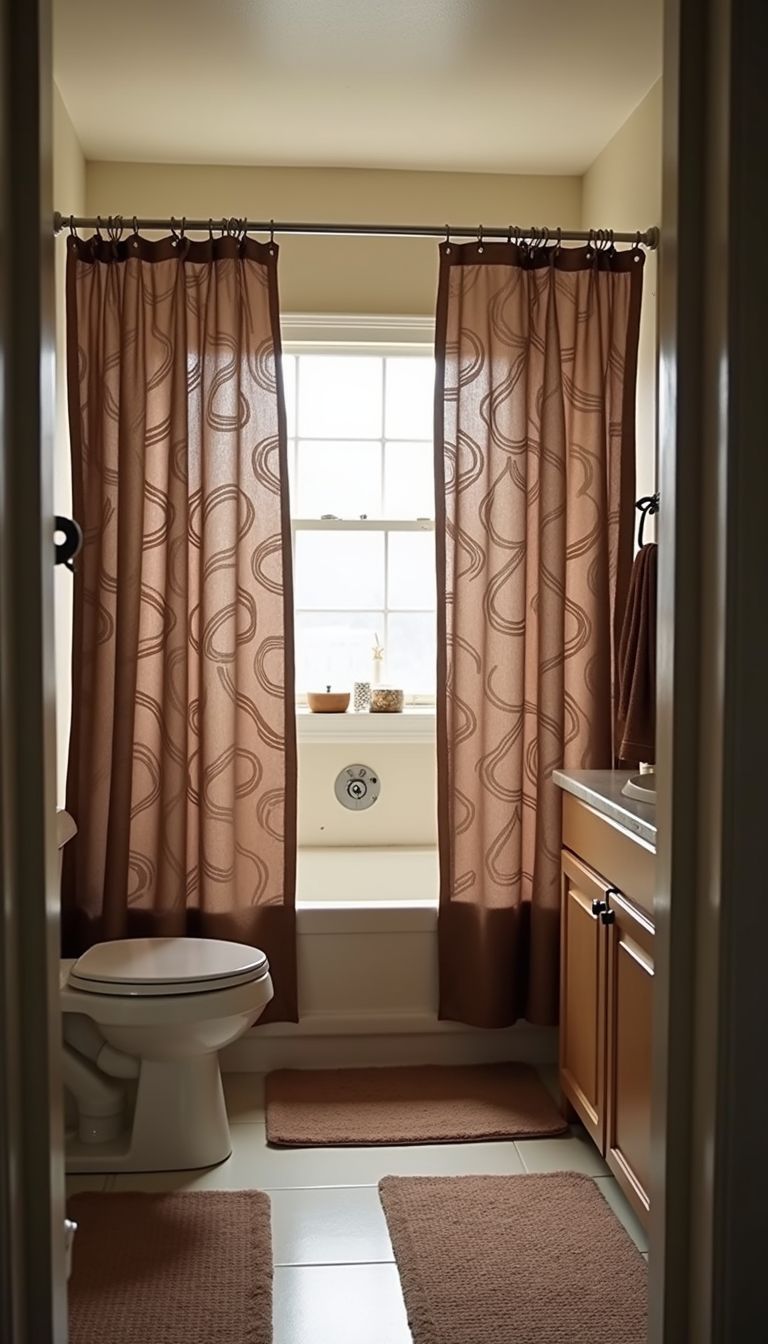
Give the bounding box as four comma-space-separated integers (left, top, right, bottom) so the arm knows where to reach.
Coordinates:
334, 764, 381, 811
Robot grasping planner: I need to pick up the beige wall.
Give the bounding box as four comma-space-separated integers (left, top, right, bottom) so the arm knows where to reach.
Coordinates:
53, 84, 86, 805
582, 80, 662, 508
86, 161, 582, 316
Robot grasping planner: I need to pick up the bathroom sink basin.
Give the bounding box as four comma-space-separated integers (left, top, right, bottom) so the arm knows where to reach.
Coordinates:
622, 773, 656, 804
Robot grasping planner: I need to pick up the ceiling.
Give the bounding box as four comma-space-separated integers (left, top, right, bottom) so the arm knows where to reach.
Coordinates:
53, 0, 662, 174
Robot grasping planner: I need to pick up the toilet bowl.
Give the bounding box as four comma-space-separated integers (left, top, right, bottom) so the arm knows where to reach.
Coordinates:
57, 810, 274, 1173
62, 936, 273, 1173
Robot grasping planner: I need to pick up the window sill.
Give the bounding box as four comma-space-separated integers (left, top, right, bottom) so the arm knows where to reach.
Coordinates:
296, 707, 436, 744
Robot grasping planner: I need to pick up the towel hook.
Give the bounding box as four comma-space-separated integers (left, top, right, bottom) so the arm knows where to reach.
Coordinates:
635, 492, 660, 547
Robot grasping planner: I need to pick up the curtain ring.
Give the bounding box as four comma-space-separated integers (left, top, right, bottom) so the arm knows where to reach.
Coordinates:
170, 216, 181, 247
444, 224, 451, 254
477, 224, 484, 255
95, 215, 104, 239
585, 227, 595, 261
68, 214, 77, 238
553, 226, 562, 258
208, 218, 214, 241
268, 219, 276, 255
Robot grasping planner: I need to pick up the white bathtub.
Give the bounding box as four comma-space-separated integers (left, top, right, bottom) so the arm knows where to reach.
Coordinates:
222, 841, 556, 1073
297, 845, 438, 905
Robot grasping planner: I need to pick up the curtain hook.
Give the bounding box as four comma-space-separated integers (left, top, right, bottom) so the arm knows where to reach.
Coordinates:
554, 226, 562, 257
68, 214, 77, 237
95, 215, 104, 239
130, 216, 140, 250
268, 219, 276, 255
477, 224, 484, 255
585, 227, 595, 261
208, 218, 213, 241
444, 224, 451, 254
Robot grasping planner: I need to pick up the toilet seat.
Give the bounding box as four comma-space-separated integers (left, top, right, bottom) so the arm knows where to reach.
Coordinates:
67, 937, 270, 997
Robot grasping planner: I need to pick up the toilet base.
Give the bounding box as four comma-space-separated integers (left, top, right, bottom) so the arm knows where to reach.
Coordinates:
65, 1053, 232, 1174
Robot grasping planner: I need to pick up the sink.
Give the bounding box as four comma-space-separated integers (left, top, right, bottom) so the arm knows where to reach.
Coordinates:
622, 772, 656, 804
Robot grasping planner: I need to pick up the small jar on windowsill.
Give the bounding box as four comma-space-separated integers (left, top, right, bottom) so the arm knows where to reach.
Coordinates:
370, 686, 405, 714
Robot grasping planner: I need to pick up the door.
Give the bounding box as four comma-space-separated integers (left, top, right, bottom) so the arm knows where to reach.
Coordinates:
604, 887, 654, 1227
0, 0, 67, 1341
559, 851, 608, 1150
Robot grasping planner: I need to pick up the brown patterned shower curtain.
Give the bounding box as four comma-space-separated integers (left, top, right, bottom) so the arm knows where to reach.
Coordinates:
63, 231, 297, 1021
435, 240, 643, 1028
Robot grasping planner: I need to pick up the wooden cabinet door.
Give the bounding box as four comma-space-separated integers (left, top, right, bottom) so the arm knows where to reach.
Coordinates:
559, 852, 608, 1150
604, 888, 654, 1227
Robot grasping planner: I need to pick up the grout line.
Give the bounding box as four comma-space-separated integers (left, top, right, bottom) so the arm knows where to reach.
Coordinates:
271, 1252, 392, 1263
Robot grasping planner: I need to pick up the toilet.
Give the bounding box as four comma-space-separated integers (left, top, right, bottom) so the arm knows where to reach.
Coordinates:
58, 813, 274, 1173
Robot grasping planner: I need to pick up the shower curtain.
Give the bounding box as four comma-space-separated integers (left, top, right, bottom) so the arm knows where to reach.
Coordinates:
63, 229, 297, 1021
435, 239, 643, 1028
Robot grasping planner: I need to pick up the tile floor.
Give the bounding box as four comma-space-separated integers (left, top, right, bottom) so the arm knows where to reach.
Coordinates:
66, 1070, 649, 1344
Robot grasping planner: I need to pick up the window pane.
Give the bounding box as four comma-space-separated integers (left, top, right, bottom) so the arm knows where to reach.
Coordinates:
295, 611, 383, 692
387, 612, 436, 694
281, 354, 297, 437
295, 441, 382, 518
294, 531, 385, 609
298, 355, 383, 438
385, 356, 434, 439
387, 532, 435, 610
384, 441, 434, 518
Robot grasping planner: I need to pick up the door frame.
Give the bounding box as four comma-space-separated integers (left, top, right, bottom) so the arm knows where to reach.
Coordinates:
652, 0, 768, 1337
0, 0, 67, 1339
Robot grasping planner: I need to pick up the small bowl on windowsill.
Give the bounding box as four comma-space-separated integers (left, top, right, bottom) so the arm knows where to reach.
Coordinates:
307, 688, 351, 714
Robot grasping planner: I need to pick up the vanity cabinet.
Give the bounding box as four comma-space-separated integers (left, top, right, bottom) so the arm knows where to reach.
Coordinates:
559, 793, 655, 1229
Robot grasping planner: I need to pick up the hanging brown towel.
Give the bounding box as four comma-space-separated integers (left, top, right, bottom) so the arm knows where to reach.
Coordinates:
616, 543, 657, 764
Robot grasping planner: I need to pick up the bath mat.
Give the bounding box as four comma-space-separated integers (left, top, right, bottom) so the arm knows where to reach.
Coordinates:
265, 1062, 568, 1146
379, 1172, 647, 1343
67, 1190, 272, 1344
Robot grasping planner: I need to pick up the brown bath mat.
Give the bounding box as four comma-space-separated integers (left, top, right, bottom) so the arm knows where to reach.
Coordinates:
265, 1062, 568, 1146
67, 1190, 272, 1344
380, 1172, 647, 1343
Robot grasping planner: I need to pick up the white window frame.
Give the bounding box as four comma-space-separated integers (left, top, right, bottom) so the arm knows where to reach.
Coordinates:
282, 314, 437, 707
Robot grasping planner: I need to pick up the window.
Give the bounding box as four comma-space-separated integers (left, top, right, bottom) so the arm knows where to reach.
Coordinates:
283, 324, 436, 701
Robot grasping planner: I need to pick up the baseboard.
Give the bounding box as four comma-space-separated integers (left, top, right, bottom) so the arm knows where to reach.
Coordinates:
221, 1011, 558, 1072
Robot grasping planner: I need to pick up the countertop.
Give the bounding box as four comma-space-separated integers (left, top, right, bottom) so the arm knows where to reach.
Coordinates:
553, 768, 657, 849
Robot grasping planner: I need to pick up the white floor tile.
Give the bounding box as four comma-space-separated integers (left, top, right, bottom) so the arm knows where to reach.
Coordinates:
110, 1124, 269, 1192
256, 1136, 526, 1188
274, 1264, 411, 1344
594, 1176, 649, 1252
515, 1128, 609, 1176
271, 1186, 394, 1265
111, 1125, 527, 1193
222, 1071, 265, 1124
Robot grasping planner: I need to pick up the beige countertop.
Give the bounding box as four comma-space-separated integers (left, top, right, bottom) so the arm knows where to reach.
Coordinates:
553, 768, 657, 849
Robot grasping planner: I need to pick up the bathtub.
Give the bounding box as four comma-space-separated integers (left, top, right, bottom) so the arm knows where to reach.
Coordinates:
222, 841, 555, 1072
297, 845, 438, 905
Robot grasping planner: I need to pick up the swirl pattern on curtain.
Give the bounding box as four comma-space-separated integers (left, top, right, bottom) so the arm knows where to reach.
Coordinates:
435, 241, 643, 1028
63, 232, 297, 1022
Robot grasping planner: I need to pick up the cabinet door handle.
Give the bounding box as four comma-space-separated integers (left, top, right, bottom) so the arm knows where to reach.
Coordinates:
591, 899, 607, 916
600, 908, 616, 925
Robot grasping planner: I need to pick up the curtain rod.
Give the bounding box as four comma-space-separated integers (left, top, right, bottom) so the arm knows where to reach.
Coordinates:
53, 213, 659, 249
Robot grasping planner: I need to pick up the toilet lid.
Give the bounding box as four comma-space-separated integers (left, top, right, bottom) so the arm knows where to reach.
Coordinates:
67, 938, 270, 997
